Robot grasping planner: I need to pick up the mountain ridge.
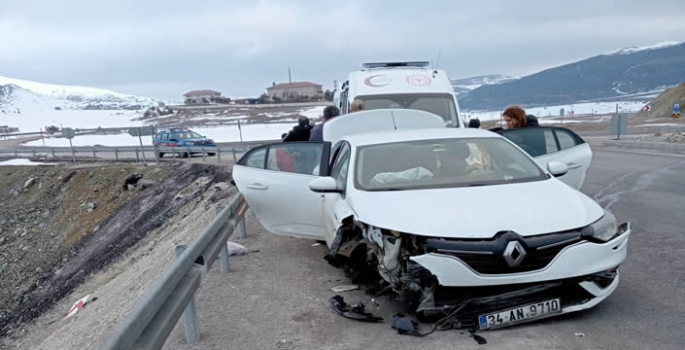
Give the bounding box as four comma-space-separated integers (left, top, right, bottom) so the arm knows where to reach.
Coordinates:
459, 41, 685, 110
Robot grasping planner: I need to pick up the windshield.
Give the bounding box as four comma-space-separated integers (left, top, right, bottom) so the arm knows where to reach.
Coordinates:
355, 137, 546, 191
355, 93, 459, 127
171, 131, 203, 140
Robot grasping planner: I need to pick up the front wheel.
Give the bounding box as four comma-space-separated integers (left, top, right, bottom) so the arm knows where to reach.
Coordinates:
156, 152, 164, 158
208, 152, 216, 156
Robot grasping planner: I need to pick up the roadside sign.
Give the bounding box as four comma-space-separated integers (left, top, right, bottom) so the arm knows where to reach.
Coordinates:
644, 105, 651, 112
611, 115, 628, 139
128, 126, 155, 137
674, 103, 681, 113
127, 126, 154, 165
62, 128, 76, 139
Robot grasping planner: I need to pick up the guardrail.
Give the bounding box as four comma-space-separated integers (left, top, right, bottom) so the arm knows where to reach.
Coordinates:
0, 145, 250, 164
99, 192, 248, 350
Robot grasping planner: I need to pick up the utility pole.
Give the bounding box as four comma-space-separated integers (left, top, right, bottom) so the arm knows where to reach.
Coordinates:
288, 65, 292, 84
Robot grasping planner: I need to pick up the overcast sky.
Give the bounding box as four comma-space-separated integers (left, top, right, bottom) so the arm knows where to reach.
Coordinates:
1, 0, 684, 101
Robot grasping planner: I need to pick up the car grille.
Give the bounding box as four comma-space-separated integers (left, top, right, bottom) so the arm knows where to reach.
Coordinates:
424, 229, 583, 274
418, 276, 597, 325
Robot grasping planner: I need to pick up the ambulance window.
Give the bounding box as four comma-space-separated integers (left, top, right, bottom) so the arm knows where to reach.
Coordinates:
355, 93, 458, 127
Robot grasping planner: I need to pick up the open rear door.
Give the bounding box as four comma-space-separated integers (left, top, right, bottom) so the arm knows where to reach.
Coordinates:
500, 127, 592, 189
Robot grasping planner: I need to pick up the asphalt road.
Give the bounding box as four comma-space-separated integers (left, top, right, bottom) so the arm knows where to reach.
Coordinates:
157, 148, 685, 350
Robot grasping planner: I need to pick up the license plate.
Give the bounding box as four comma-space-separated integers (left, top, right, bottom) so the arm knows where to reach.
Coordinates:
478, 298, 561, 330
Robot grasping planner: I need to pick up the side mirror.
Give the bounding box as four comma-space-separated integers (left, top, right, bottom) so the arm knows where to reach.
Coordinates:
547, 161, 569, 177
309, 177, 340, 193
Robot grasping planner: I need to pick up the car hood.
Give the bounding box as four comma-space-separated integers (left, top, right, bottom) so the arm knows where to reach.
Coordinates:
348, 179, 603, 239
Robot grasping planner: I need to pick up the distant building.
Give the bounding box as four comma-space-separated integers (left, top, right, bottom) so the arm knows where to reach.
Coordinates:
266, 82, 323, 101
183, 90, 222, 104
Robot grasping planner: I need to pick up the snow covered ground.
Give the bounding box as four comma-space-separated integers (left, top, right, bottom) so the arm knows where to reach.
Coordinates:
463, 101, 647, 122
1, 108, 144, 134
0, 158, 56, 166
22, 122, 291, 147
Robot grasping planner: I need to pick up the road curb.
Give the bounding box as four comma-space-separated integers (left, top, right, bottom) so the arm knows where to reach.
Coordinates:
603, 140, 685, 154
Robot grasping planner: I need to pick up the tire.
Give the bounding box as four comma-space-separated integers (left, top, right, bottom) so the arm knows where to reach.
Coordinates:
208, 152, 216, 156
182, 152, 190, 158
157, 152, 164, 158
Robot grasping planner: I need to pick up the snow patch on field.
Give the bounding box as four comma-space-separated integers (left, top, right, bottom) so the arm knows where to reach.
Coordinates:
0, 158, 56, 166
23, 123, 291, 147
463, 101, 648, 122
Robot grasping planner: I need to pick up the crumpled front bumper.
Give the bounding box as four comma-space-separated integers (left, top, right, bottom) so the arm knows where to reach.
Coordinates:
410, 223, 631, 287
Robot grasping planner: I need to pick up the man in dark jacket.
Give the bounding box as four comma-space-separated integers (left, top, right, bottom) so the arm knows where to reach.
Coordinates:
282, 116, 312, 142
309, 106, 340, 141
525, 115, 540, 127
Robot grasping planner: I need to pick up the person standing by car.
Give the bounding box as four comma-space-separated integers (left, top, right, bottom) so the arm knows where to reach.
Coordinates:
502, 105, 528, 129
309, 106, 340, 141
283, 116, 313, 142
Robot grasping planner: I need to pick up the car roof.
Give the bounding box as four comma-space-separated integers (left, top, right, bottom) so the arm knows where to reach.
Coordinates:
342, 128, 500, 147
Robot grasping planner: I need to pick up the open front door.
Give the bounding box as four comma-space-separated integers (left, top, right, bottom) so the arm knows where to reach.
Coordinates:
500, 127, 592, 189
232, 141, 331, 240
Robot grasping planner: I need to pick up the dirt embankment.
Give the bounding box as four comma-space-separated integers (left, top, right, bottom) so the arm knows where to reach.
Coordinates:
0, 163, 232, 339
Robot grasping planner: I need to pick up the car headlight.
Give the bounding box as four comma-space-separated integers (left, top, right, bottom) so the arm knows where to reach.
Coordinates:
582, 209, 618, 242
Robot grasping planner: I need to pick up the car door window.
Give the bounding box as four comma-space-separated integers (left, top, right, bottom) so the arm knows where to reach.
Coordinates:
500, 128, 558, 157
554, 128, 584, 150
265, 143, 325, 175
241, 148, 267, 168
330, 144, 351, 190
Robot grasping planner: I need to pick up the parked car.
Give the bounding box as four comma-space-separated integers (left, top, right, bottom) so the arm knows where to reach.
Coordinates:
153, 128, 216, 158
231, 110, 630, 330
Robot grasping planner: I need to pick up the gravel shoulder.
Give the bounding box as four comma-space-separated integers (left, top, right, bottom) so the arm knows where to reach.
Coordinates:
0, 163, 235, 348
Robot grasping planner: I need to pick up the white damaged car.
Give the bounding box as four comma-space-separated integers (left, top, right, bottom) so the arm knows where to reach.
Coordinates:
232, 109, 630, 330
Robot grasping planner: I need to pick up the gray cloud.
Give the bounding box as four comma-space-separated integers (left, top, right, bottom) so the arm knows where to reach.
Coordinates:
1, 0, 684, 100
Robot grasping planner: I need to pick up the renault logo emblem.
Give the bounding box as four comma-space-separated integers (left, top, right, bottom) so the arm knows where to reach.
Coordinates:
503, 241, 527, 267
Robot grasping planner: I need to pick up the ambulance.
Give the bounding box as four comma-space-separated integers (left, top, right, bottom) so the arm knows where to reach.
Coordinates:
333, 61, 465, 127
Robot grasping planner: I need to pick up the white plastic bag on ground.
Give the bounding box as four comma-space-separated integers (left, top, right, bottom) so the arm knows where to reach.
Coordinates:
227, 241, 248, 256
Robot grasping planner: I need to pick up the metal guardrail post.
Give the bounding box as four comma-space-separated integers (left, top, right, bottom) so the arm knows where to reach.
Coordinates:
217, 206, 230, 273
14, 149, 17, 157
239, 213, 246, 239
114, 148, 118, 161
232, 149, 237, 162
153, 147, 159, 166
51, 149, 55, 158
201, 148, 206, 162
32, 149, 36, 158
93, 149, 97, 161
186, 147, 191, 161
174, 245, 200, 344
217, 148, 221, 163
136, 150, 140, 163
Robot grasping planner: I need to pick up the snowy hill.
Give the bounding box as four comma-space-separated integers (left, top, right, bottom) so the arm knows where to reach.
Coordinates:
0, 75, 159, 111
451, 75, 519, 95
459, 41, 685, 110
605, 41, 681, 55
